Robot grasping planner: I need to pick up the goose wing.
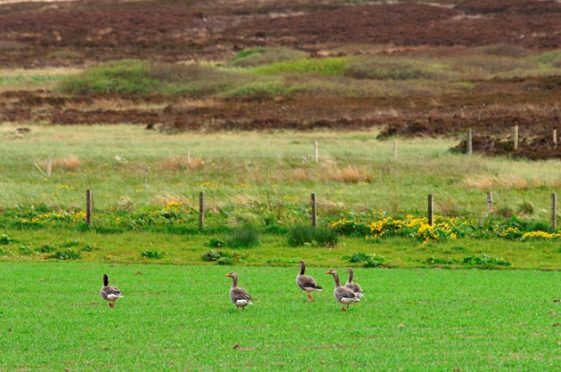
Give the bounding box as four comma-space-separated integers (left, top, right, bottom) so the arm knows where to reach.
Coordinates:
345, 282, 363, 295
101, 286, 123, 300
297, 275, 322, 291
231, 287, 252, 302
335, 286, 359, 302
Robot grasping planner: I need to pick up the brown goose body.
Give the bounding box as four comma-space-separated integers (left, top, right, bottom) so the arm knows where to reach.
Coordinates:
226, 272, 252, 309
326, 269, 360, 312
100, 274, 123, 308
296, 261, 322, 301
345, 268, 363, 298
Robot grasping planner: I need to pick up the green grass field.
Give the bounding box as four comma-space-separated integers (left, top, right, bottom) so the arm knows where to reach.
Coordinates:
2, 263, 561, 370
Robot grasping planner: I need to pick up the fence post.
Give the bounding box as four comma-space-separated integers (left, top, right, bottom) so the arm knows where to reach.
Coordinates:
311, 192, 317, 227
466, 128, 472, 155
552, 193, 557, 230
314, 141, 319, 163
554, 129, 558, 148
487, 191, 494, 213
199, 191, 205, 230
86, 189, 92, 226
513, 125, 519, 151
393, 140, 399, 161
428, 194, 434, 226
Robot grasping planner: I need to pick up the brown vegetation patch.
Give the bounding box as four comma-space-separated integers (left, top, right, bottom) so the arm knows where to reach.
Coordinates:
160, 156, 205, 171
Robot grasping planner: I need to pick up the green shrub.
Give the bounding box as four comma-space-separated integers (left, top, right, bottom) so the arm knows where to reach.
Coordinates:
231, 47, 307, 67
60, 59, 157, 95
251, 57, 347, 76
227, 226, 260, 248
208, 238, 225, 248
0, 234, 12, 245
223, 79, 300, 98
217, 256, 234, 265
201, 249, 222, 262
48, 249, 82, 260
347, 252, 385, 268
463, 254, 511, 268
288, 226, 338, 247
141, 250, 165, 259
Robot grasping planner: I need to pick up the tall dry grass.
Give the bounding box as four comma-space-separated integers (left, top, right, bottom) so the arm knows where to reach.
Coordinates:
160, 156, 205, 171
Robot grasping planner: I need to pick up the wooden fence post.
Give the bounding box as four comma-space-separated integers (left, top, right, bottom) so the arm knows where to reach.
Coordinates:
428, 194, 434, 226
393, 140, 399, 161
314, 141, 319, 163
311, 192, 317, 227
513, 125, 519, 151
466, 128, 473, 155
554, 129, 558, 148
86, 189, 92, 226
487, 191, 494, 213
199, 191, 205, 230
552, 192, 557, 230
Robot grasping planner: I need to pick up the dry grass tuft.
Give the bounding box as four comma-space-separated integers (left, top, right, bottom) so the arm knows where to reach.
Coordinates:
292, 168, 312, 182
160, 156, 205, 171
37, 155, 81, 174
464, 175, 546, 190
327, 165, 371, 183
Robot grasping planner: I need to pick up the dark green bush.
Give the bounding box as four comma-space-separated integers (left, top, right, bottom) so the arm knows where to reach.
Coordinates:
201, 249, 222, 262
463, 254, 511, 268
208, 238, 225, 248
0, 234, 12, 245
347, 252, 385, 268
217, 256, 234, 265
48, 249, 82, 260
227, 226, 260, 248
288, 226, 338, 247
141, 250, 165, 259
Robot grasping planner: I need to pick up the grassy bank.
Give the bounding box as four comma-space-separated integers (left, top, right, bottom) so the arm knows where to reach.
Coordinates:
2, 227, 561, 270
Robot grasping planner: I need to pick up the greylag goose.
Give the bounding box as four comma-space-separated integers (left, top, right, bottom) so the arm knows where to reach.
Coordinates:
296, 261, 322, 301
225, 272, 253, 309
100, 274, 123, 308
326, 269, 360, 312
345, 268, 363, 298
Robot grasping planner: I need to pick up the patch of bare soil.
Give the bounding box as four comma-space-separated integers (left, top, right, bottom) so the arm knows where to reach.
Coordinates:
450, 134, 561, 160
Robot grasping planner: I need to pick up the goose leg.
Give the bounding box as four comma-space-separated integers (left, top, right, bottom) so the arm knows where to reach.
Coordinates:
307, 293, 313, 302
109, 302, 114, 308
341, 306, 347, 312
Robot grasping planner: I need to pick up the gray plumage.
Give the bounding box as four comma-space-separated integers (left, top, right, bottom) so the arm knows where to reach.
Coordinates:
226, 272, 253, 309
296, 261, 322, 292
326, 269, 360, 311
345, 268, 363, 298
100, 274, 123, 307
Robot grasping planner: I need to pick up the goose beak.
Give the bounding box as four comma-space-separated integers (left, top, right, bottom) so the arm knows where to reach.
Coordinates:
224, 273, 230, 277
325, 271, 331, 275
